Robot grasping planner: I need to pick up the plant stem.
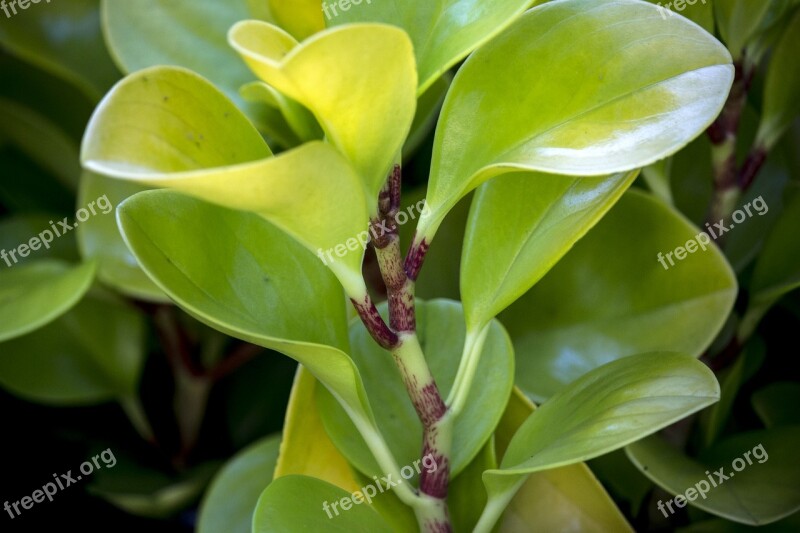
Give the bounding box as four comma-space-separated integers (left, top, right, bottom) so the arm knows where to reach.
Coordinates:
209, 341, 263, 381
393, 333, 453, 532
354, 164, 453, 531
473, 478, 527, 533
152, 305, 211, 464
447, 324, 491, 415
706, 59, 756, 229
350, 293, 398, 349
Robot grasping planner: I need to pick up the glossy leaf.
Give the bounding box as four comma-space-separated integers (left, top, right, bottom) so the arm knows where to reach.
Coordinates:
275, 366, 361, 493
317, 299, 514, 478
0, 0, 119, 100
197, 434, 281, 533
417, 0, 733, 241
102, 0, 270, 114
0, 291, 146, 404
0, 260, 95, 343
76, 171, 166, 302
81, 66, 369, 295
115, 190, 375, 428
502, 190, 737, 401
756, 8, 800, 149
501, 353, 718, 474
751, 382, 800, 428
495, 388, 633, 533
627, 428, 800, 525
282, 367, 417, 532
714, 0, 773, 59
404, 74, 451, 159
461, 171, 636, 332
228, 22, 417, 203
329, 0, 532, 94
478, 353, 719, 532
252, 476, 393, 533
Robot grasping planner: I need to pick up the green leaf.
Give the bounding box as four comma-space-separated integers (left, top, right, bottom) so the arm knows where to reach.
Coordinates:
328, 0, 532, 94
714, 0, 773, 59
102, 0, 269, 115
0, 260, 95, 343
252, 476, 393, 532
228, 22, 417, 204
0, 0, 119, 100
275, 367, 362, 493
501, 190, 737, 401
756, 8, 800, 149
76, 171, 167, 302
494, 389, 633, 533
501, 353, 718, 474
626, 427, 800, 525
240, 80, 322, 144
0, 214, 79, 265
679, 514, 800, 533
461, 170, 636, 332
449, 441, 497, 532
641, 158, 674, 206
90, 459, 218, 519
672, 136, 714, 225
699, 338, 765, 448
81, 66, 369, 296
238, 81, 305, 149
115, 190, 375, 427
404, 74, 451, 159
0, 52, 95, 141
267, 0, 324, 40
317, 299, 514, 479
589, 451, 653, 518
477, 353, 719, 532
0, 290, 146, 404
197, 434, 281, 533
743, 190, 800, 337
0, 97, 80, 189
751, 382, 800, 428
417, 0, 733, 242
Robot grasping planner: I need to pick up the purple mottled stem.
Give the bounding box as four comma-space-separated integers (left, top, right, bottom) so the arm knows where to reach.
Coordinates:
739, 146, 767, 192
404, 235, 430, 282
350, 295, 398, 350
